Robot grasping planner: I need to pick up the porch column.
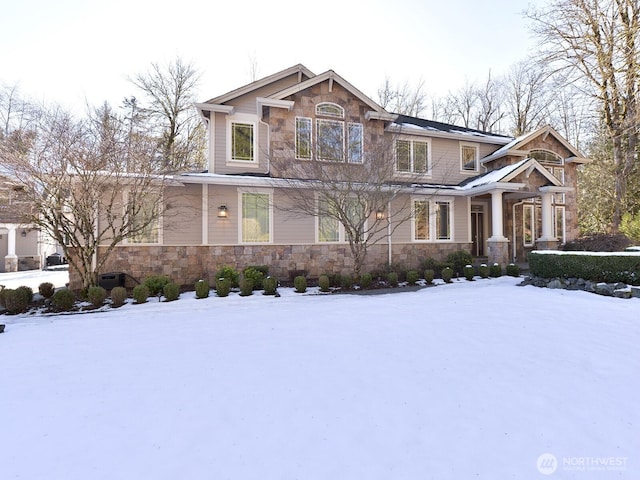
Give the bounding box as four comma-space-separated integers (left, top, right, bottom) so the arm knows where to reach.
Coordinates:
487, 191, 509, 265
5, 225, 18, 272
536, 192, 559, 250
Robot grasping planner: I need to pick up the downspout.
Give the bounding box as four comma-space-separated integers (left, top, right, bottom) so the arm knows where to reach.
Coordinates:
387, 200, 392, 266
512, 200, 525, 263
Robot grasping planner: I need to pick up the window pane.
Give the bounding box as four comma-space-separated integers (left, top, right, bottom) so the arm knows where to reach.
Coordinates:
242, 193, 270, 242
436, 201, 450, 240
317, 119, 344, 161
316, 103, 344, 118
129, 196, 159, 244
345, 198, 366, 240
530, 149, 563, 165
555, 206, 565, 242
318, 198, 339, 242
232, 122, 254, 161
396, 140, 410, 172
414, 142, 428, 173
347, 123, 363, 163
523, 205, 534, 246
461, 145, 477, 171
414, 200, 429, 240
296, 117, 312, 159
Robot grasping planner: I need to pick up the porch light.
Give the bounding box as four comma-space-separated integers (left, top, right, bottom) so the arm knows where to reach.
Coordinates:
376, 210, 385, 220
21, 230, 27, 237
217, 205, 228, 218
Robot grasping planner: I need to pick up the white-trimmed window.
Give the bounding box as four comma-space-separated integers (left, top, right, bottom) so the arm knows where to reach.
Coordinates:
523, 204, 534, 247
240, 191, 271, 243
227, 116, 258, 163
546, 167, 565, 204
124, 191, 161, 244
316, 102, 344, 118
347, 123, 364, 163
317, 119, 344, 161
317, 197, 365, 242
396, 139, 430, 174
412, 198, 453, 241
461, 143, 479, 172
554, 206, 565, 243
295, 117, 312, 160
530, 149, 563, 165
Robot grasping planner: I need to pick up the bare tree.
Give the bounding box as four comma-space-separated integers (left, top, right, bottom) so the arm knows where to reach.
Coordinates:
1, 103, 166, 290
528, 0, 640, 231
130, 57, 206, 172
475, 70, 506, 133
503, 61, 552, 136
377, 77, 429, 117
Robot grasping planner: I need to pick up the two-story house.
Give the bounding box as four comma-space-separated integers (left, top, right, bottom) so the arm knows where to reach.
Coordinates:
81, 64, 588, 289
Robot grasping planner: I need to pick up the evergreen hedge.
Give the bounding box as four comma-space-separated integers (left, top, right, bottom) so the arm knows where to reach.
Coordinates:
529, 251, 640, 284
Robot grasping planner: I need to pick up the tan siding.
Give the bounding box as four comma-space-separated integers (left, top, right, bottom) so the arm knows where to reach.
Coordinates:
208, 185, 238, 245
454, 197, 469, 243
163, 184, 202, 245
273, 191, 315, 244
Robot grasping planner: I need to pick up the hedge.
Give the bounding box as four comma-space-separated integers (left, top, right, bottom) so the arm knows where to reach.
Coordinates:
529, 251, 640, 285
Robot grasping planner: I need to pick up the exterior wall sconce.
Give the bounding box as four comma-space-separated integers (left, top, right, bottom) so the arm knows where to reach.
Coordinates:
376, 210, 385, 220
21, 230, 28, 237
217, 205, 228, 218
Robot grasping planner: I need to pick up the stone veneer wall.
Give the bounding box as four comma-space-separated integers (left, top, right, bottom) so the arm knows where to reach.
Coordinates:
69, 242, 472, 290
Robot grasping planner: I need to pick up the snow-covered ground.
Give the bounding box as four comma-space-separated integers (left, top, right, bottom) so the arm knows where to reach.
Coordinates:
0, 267, 69, 290
0, 275, 638, 479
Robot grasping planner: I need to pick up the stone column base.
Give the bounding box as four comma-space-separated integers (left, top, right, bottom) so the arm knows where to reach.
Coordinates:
535, 239, 559, 251
487, 239, 510, 266
4, 255, 18, 273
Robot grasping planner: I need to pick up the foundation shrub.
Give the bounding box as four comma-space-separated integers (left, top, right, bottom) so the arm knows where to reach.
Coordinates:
446, 250, 474, 276
3, 289, 29, 314
387, 271, 399, 287
562, 233, 631, 252
423, 269, 435, 284
441, 267, 453, 283
420, 257, 453, 278
144, 275, 170, 297
52, 288, 75, 311
490, 263, 503, 277
506, 263, 521, 277
243, 266, 267, 290
463, 265, 475, 281
215, 278, 231, 297
0, 288, 6, 308
262, 276, 278, 295
318, 275, 331, 292
478, 264, 489, 278
38, 282, 56, 299
359, 272, 373, 289
195, 280, 210, 299
163, 282, 180, 302
110, 286, 127, 307
294, 275, 307, 293
239, 277, 254, 297
216, 266, 239, 288
15, 286, 34, 305
132, 284, 150, 304
529, 251, 640, 284
406, 270, 419, 285
87, 286, 107, 308
340, 274, 353, 290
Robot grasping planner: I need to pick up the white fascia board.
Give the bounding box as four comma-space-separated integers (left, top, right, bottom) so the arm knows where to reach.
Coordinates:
387, 124, 512, 146
538, 185, 574, 193
365, 111, 398, 122
565, 156, 591, 164
480, 149, 529, 164
195, 103, 235, 120
461, 182, 526, 196
256, 97, 295, 119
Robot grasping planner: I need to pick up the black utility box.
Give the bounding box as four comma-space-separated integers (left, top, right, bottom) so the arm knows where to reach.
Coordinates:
98, 272, 125, 290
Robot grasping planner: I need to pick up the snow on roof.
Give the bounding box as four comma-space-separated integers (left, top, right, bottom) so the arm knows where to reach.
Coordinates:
456, 158, 530, 190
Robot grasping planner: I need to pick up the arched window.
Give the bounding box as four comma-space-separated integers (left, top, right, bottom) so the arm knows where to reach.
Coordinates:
529, 149, 563, 165
316, 102, 344, 118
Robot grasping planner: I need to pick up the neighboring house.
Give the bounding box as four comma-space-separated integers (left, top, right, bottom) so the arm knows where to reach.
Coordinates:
82, 64, 588, 289
0, 173, 58, 272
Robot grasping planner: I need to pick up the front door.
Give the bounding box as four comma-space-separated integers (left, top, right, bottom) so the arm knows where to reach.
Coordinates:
471, 205, 484, 257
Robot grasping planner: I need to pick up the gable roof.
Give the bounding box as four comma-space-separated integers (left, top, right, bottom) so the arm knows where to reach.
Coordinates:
458, 157, 564, 191
480, 125, 589, 164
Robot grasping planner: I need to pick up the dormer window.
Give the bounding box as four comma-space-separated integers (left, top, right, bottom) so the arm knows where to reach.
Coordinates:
316, 102, 344, 118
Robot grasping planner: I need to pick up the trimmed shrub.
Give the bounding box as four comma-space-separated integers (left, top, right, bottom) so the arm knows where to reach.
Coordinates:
478, 264, 489, 279
243, 266, 266, 290
563, 233, 631, 252
406, 270, 419, 285
388, 263, 408, 282
529, 251, 640, 284
446, 250, 474, 276
132, 284, 150, 304
239, 277, 254, 297
359, 272, 373, 289
143, 275, 170, 298
441, 267, 453, 283
110, 286, 127, 307
15, 286, 34, 305
0, 288, 7, 308
195, 280, 210, 299
294, 275, 307, 293
506, 263, 520, 277
340, 274, 353, 290
163, 282, 180, 302
215, 278, 231, 297
424, 269, 435, 284
387, 271, 399, 287
216, 266, 240, 288
490, 263, 503, 277
263, 276, 278, 295
87, 286, 107, 308
463, 265, 475, 281
318, 275, 331, 292
52, 288, 75, 311
38, 282, 55, 299
4, 289, 29, 314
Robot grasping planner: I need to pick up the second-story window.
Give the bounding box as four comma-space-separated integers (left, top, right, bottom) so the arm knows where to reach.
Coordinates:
461, 143, 479, 172
229, 119, 256, 162
396, 139, 429, 174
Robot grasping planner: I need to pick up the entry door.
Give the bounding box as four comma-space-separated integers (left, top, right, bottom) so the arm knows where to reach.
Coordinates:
471, 205, 484, 257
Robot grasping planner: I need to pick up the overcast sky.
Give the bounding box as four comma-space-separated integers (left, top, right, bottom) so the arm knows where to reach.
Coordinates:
2, 0, 543, 114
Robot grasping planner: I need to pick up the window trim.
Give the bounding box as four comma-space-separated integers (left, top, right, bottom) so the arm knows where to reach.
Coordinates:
395, 138, 432, 175
123, 189, 162, 245
316, 102, 345, 118
316, 195, 367, 243
411, 197, 454, 242
238, 188, 273, 244
316, 118, 345, 161
295, 116, 312, 160
347, 122, 364, 164
460, 142, 480, 173
523, 204, 534, 247
226, 115, 259, 166
530, 149, 564, 165
554, 205, 566, 243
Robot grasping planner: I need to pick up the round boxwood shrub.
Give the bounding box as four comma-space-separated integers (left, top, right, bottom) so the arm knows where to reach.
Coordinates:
506, 263, 520, 277
263, 276, 278, 295
132, 284, 150, 304
490, 263, 503, 277
406, 270, 419, 285
463, 265, 475, 281
215, 278, 231, 297
3, 289, 29, 314
239, 277, 254, 297
318, 275, 331, 292
16, 285, 34, 305
294, 275, 307, 293
424, 269, 435, 284
38, 282, 55, 299
243, 266, 268, 290
478, 264, 489, 279
441, 267, 453, 283
110, 286, 127, 307
143, 275, 170, 298
52, 288, 75, 311
341, 274, 353, 290
163, 282, 180, 302
446, 250, 474, 276
387, 271, 399, 287
216, 266, 239, 288
195, 280, 210, 299
359, 272, 373, 289
87, 286, 107, 308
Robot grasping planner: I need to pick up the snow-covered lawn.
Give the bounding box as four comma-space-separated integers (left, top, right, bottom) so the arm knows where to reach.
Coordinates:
0, 276, 637, 479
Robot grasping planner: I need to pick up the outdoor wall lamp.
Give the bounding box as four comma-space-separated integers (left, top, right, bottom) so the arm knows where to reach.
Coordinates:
217, 205, 228, 218
376, 210, 385, 220
21, 230, 27, 237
